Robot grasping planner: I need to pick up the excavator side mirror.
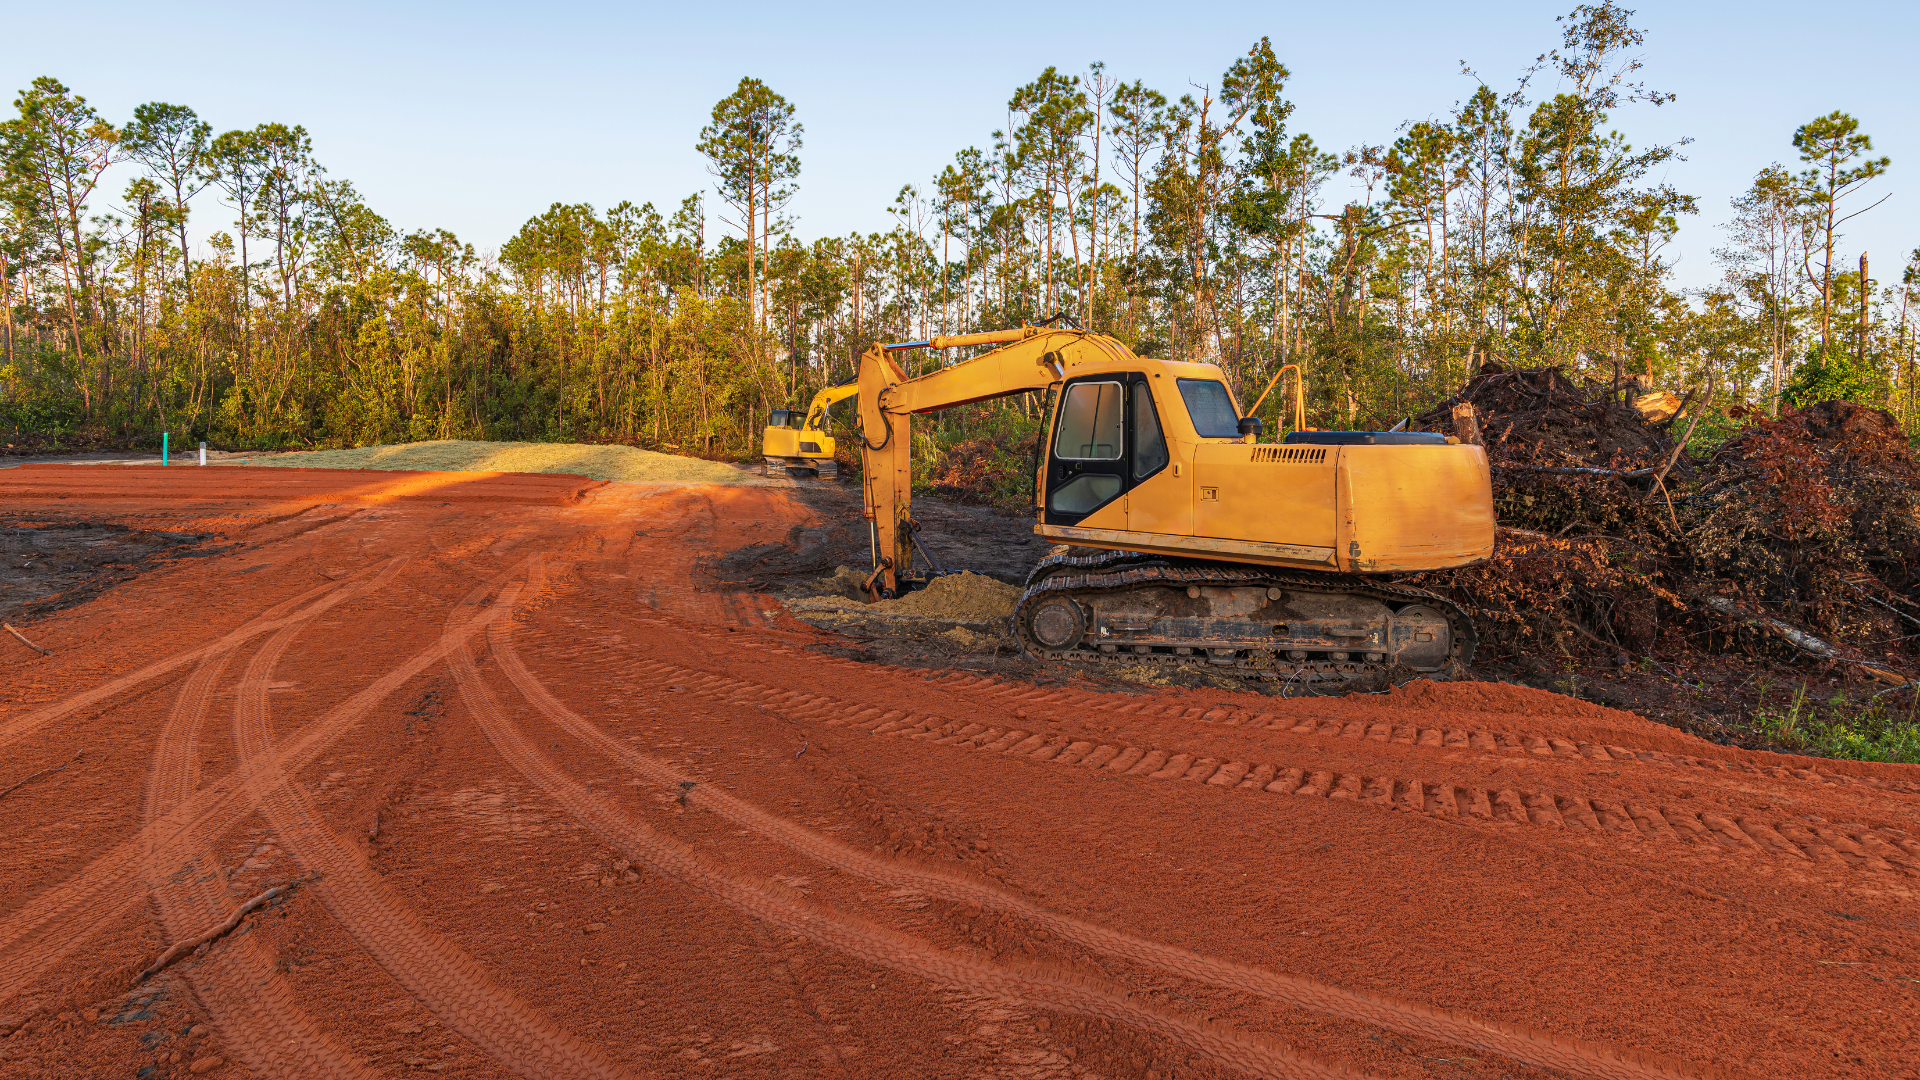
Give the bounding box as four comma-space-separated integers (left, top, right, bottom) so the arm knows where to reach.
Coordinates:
1237, 416, 1263, 438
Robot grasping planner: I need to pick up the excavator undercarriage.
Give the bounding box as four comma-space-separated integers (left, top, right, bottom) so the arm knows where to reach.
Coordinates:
1012, 551, 1475, 685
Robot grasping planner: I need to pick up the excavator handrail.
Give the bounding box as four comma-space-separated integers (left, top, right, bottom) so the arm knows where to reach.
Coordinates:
1248, 363, 1307, 434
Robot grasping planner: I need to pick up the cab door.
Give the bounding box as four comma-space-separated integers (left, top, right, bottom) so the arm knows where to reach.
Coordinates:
1044, 377, 1125, 526
1043, 374, 1168, 528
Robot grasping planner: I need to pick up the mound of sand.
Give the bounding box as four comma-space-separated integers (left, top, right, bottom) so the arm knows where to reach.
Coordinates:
785, 570, 1020, 633
878, 571, 1022, 621
232, 440, 769, 486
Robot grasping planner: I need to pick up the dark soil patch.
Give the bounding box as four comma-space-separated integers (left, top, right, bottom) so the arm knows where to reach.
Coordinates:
0, 516, 225, 626
701, 478, 1045, 594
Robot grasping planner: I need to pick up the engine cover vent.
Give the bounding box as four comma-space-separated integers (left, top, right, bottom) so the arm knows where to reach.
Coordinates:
1250, 446, 1327, 464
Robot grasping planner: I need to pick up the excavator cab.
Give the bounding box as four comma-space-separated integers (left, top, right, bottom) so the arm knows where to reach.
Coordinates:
1031, 361, 1491, 576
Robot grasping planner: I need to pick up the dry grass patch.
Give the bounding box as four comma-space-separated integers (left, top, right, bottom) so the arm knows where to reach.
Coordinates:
232, 440, 771, 485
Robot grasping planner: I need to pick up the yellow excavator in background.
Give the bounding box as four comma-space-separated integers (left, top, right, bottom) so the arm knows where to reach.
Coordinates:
854, 326, 1495, 683
763, 380, 858, 477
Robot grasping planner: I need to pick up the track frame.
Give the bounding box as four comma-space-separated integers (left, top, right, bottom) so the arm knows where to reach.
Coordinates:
1012, 550, 1477, 684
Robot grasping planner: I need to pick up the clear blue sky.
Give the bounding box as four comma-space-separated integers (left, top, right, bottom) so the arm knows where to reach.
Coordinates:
11, 0, 1918, 291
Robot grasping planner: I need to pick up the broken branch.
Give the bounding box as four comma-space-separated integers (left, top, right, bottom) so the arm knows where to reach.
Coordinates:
4, 623, 51, 656
0, 751, 81, 800
135, 881, 299, 984
1702, 596, 1908, 685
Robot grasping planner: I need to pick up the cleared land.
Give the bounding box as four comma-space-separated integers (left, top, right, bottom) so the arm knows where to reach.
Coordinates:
0, 463, 1915, 1080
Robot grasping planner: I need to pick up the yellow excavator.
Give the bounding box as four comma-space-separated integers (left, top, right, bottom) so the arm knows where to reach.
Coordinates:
763, 380, 858, 476
854, 326, 1495, 683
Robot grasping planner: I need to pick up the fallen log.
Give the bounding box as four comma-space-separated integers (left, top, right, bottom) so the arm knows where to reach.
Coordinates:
1493, 464, 1658, 478
1702, 596, 1908, 685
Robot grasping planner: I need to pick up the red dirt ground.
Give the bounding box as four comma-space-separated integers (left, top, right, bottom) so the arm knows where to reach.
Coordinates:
2, 465, 1918, 1080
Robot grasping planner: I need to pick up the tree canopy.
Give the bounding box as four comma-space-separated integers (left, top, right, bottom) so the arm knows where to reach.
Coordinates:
0, 1, 1913, 459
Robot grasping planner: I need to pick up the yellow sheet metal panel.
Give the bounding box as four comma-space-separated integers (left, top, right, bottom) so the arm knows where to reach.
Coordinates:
1190, 442, 1337, 551
1122, 463, 1191, 535
1073, 489, 1130, 530
1337, 444, 1494, 572
763, 426, 801, 457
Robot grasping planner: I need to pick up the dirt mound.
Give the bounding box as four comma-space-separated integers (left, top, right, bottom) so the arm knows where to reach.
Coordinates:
786, 570, 1019, 633
1383, 677, 1625, 722
880, 571, 1021, 621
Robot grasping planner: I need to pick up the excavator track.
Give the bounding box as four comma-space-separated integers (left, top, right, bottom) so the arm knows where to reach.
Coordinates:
1012, 550, 1476, 687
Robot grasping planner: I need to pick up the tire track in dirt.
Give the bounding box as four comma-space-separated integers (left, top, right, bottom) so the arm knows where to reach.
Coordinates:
143, 564, 396, 1080
492, 619, 1734, 1080
611, 657, 1919, 884
0, 564, 532, 1007
450, 560, 1375, 1080
0, 572, 368, 1005
573, 590, 1920, 804
609, 595, 1920, 800
949, 679, 1920, 797
233, 562, 636, 1080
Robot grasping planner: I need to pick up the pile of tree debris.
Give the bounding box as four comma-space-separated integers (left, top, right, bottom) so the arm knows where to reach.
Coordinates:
1409, 363, 1920, 691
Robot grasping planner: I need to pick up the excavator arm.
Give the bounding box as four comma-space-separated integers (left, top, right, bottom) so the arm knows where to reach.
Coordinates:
857, 327, 1135, 595
803, 381, 859, 435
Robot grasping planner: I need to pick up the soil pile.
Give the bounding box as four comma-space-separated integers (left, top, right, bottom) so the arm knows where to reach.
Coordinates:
785, 570, 1019, 634
881, 571, 1022, 622
786, 569, 1020, 620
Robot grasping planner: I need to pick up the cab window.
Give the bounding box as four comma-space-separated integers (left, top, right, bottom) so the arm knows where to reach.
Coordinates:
768, 410, 798, 428
1131, 383, 1168, 477
1176, 379, 1240, 438
1052, 381, 1124, 459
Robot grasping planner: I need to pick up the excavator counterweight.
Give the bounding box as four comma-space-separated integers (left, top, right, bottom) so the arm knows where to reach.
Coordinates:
852, 328, 1495, 684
